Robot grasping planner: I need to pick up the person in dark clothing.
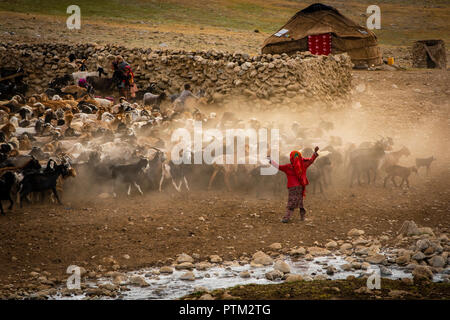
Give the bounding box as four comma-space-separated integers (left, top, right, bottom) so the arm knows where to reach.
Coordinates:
112, 55, 135, 100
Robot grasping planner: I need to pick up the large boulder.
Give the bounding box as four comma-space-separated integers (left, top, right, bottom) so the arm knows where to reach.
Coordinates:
398, 221, 420, 237
175, 262, 195, 270
159, 266, 174, 274
307, 247, 331, 256
265, 270, 284, 281
348, 229, 365, 237
285, 274, 303, 282
180, 271, 196, 281
325, 241, 338, 249
251, 251, 273, 266
412, 265, 433, 282
365, 254, 386, 264
428, 256, 446, 268
289, 247, 306, 256
209, 255, 222, 263
177, 253, 194, 264
129, 275, 149, 287
273, 260, 290, 274
416, 239, 431, 251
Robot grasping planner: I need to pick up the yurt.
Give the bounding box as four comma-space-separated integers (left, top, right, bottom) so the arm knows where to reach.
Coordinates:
261, 3, 383, 67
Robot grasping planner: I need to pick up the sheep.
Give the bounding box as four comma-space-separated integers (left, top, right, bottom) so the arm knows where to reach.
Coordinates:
415, 156, 436, 175
143, 92, 167, 108
383, 165, 418, 188
72, 67, 107, 85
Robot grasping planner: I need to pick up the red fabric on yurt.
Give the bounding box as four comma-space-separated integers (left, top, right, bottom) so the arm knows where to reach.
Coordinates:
308, 33, 331, 55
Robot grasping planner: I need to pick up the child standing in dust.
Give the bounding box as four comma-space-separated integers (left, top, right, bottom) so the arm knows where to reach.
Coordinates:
269, 146, 319, 223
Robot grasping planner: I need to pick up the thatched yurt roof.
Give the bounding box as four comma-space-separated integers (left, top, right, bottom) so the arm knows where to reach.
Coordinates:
262, 3, 382, 67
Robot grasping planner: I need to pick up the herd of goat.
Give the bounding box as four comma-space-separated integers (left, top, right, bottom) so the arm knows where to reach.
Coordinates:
0, 69, 438, 214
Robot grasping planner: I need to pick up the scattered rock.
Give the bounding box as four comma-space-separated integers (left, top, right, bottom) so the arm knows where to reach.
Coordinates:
325, 241, 338, 249
195, 262, 211, 271
209, 255, 222, 263
326, 266, 336, 275
273, 260, 290, 274
251, 251, 273, 266
159, 266, 173, 274
130, 275, 149, 287
175, 262, 194, 270
199, 293, 214, 300
307, 247, 331, 256
412, 252, 426, 261
341, 264, 352, 271
177, 253, 194, 264
265, 270, 283, 281
428, 256, 445, 268
412, 265, 433, 282
269, 243, 282, 250
285, 274, 303, 282
289, 247, 306, 256
379, 265, 393, 276
398, 221, 420, 237
416, 239, 431, 251
180, 271, 195, 281
348, 229, 365, 237
365, 254, 386, 264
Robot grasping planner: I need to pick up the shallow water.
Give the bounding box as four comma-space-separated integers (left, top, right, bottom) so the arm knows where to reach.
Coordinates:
51, 253, 448, 300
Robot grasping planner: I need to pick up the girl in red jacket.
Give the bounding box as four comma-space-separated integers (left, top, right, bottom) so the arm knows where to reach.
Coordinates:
269, 146, 319, 223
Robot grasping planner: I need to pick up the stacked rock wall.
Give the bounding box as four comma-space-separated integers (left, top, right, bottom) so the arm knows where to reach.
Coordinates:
0, 42, 352, 106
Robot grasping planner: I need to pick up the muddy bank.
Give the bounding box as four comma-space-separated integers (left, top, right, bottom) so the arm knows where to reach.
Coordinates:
183, 278, 450, 300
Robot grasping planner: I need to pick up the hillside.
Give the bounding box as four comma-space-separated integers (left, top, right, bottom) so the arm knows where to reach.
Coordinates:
1, 0, 449, 47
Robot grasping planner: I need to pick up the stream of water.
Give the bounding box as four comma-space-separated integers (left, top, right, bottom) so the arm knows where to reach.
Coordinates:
51, 253, 448, 300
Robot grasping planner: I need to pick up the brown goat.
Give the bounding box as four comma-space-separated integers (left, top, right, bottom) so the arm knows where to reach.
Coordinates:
384, 165, 417, 188
415, 156, 436, 175
64, 110, 74, 127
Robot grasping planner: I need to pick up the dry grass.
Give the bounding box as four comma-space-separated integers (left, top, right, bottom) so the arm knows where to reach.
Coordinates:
0, 0, 449, 45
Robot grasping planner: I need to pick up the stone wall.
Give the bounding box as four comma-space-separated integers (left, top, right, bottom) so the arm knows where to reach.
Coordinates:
0, 42, 352, 106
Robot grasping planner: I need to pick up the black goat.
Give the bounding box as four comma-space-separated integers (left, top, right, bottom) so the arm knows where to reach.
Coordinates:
19, 162, 70, 206
0, 172, 17, 214
111, 158, 149, 196
159, 161, 190, 193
